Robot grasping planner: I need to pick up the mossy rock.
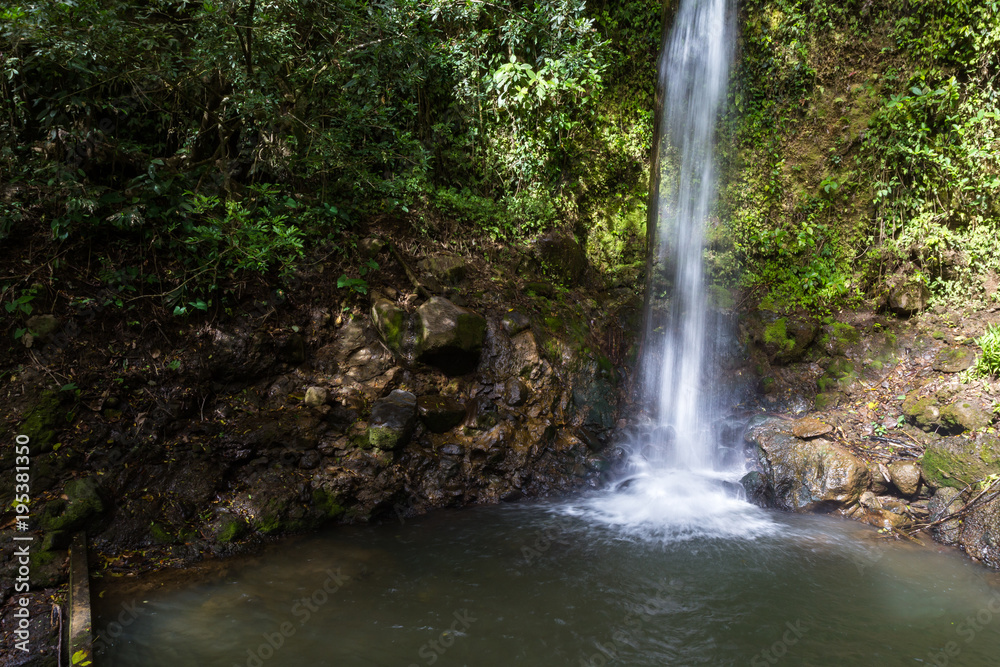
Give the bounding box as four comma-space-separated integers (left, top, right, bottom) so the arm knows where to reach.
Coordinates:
932, 347, 976, 373
39, 477, 104, 532
817, 357, 856, 393
30, 549, 66, 588
940, 400, 992, 432
19, 390, 67, 454
311, 488, 346, 520
814, 391, 846, 410
757, 312, 818, 364
817, 322, 860, 356
216, 518, 250, 543
902, 393, 944, 432
921, 434, 1000, 489
371, 297, 408, 356
148, 522, 176, 545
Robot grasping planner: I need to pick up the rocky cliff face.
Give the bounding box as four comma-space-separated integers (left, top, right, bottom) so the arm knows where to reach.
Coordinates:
0, 232, 638, 629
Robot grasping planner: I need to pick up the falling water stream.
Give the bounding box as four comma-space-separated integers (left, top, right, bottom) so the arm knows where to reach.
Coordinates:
96, 1, 1000, 665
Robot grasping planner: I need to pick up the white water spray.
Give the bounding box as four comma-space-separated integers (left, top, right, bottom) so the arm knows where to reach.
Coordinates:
564, 0, 775, 540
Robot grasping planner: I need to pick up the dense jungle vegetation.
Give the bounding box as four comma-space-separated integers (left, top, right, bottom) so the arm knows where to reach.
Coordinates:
1, 0, 999, 330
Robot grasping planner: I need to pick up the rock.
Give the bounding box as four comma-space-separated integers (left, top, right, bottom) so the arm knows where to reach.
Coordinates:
371, 297, 408, 355
814, 391, 846, 410
816, 322, 860, 356
304, 386, 328, 407
279, 332, 306, 364
532, 232, 588, 284
958, 494, 1000, 568
418, 254, 468, 285
417, 395, 466, 433
859, 491, 882, 510
921, 433, 1000, 488
792, 417, 833, 439
39, 477, 104, 532
416, 297, 487, 374
866, 461, 892, 494
817, 357, 857, 393
756, 312, 819, 364
572, 377, 617, 430
299, 450, 322, 469
740, 471, 774, 508
26, 314, 61, 342
746, 417, 870, 512
888, 281, 930, 316
367, 390, 417, 450
928, 487, 963, 544
902, 391, 945, 432
887, 460, 921, 496
505, 378, 530, 406
359, 237, 385, 259
502, 310, 531, 336
941, 399, 992, 432
933, 346, 976, 373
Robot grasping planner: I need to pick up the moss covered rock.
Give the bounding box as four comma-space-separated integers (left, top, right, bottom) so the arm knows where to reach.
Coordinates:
367, 390, 417, 450
39, 477, 104, 532
371, 297, 408, 356
921, 434, 1000, 488
416, 297, 487, 374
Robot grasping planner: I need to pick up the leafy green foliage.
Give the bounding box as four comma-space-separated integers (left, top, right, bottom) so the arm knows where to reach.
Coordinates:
724, 0, 1000, 314
0, 0, 658, 303
973, 324, 1000, 379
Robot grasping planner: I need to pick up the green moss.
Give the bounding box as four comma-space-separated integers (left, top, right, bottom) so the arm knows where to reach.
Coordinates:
920, 437, 1000, 489
257, 513, 282, 534
368, 425, 403, 450
764, 318, 794, 353
216, 518, 249, 543
818, 357, 856, 392
148, 522, 175, 544
544, 316, 564, 331
20, 390, 62, 451
311, 489, 346, 520
814, 391, 845, 410
39, 477, 104, 532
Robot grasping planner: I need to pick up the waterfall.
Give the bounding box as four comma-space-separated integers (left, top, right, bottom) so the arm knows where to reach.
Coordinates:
564, 0, 775, 541
642, 0, 735, 472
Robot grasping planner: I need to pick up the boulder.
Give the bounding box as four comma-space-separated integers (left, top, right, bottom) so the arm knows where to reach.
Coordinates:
304, 386, 328, 407
932, 346, 976, 373
501, 311, 531, 336
416, 297, 487, 374
887, 460, 921, 496
941, 399, 992, 432
417, 395, 466, 433
958, 494, 1000, 568
367, 390, 417, 450
40, 477, 104, 532
418, 254, 468, 285
792, 417, 833, 439
746, 417, 870, 512
921, 433, 1000, 489
371, 297, 408, 355
755, 311, 819, 364
505, 378, 530, 407
740, 470, 774, 508
928, 487, 963, 544
887, 281, 930, 316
